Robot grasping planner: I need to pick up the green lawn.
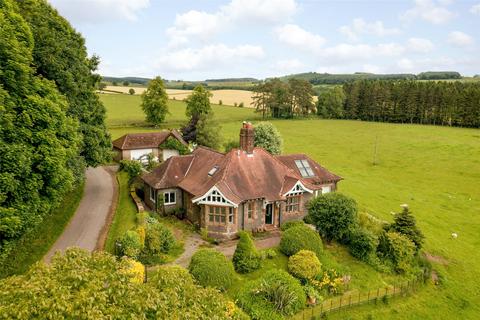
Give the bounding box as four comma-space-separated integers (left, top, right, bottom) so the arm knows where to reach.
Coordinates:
0, 183, 84, 278
102, 94, 480, 319
104, 171, 137, 253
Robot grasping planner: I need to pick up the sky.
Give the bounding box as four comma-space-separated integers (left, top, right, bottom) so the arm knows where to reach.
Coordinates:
48, 0, 480, 80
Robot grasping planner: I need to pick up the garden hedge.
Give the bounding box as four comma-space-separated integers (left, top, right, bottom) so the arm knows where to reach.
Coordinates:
288, 250, 322, 280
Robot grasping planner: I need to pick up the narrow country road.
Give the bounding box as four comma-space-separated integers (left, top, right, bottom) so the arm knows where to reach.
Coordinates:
44, 166, 116, 262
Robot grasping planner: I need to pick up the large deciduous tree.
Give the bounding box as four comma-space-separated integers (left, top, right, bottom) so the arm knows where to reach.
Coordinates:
141, 76, 169, 126
253, 122, 283, 155
15, 0, 112, 167
181, 85, 222, 149
317, 86, 346, 118
0, 0, 79, 253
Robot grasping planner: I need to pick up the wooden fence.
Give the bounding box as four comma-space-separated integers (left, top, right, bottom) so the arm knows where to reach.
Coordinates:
294, 275, 424, 319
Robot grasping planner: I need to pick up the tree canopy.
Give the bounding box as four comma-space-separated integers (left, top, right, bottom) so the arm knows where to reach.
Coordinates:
16, 0, 112, 167
141, 76, 169, 126
0, 0, 80, 259
185, 85, 213, 118
253, 122, 283, 155
253, 78, 315, 118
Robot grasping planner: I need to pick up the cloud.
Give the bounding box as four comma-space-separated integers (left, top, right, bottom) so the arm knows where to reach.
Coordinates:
448, 31, 474, 47
154, 44, 265, 72
222, 0, 298, 24
274, 59, 305, 73
48, 0, 150, 24
395, 56, 471, 72
275, 24, 326, 53
339, 18, 401, 41
401, 0, 455, 24
407, 37, 434, 53
166, 0, 297, 47
471, 3, 480, 15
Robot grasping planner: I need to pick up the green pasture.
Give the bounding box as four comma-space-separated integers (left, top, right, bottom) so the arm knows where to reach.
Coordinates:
101, 94, 480, 319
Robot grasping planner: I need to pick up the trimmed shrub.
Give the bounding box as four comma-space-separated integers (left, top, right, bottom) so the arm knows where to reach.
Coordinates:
280, 220, 305, 231
279, 225, 323, 258
119, 160, 142, 180
377, 231, 416, 273
144, 223, 175, 254
188, 248, 235, 290
288, 250, 322, 280
233, 231, 261, 273
117, 230, 142, 258
349, 228, 378, 261
307, 193, 358, 243
237, 269, 306, 319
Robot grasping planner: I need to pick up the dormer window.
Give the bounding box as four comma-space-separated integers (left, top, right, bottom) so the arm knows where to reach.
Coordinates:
208, 165, 219, 176
295, 160, 314, 177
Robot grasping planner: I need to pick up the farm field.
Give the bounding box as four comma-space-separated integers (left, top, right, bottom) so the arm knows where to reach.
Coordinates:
102, 94, 480, 319
102, 86, 256, 107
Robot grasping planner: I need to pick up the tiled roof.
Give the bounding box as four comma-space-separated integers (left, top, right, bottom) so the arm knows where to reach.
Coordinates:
275, 154, 342, 184
112, 130, 187, 150
142, 145, 341, 205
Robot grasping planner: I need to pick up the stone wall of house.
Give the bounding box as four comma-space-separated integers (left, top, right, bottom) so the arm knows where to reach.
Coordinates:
143, 185, 182, 214
184, 192, 202, 227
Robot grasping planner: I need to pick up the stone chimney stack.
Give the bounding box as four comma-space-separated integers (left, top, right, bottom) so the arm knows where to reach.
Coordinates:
239, 122, 254, 154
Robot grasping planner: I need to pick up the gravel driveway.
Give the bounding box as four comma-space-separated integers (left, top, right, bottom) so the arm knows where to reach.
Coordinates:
44, 166, 116, 262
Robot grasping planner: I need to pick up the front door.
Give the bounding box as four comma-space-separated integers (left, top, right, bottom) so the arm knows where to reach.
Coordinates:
265, 203, 273, 224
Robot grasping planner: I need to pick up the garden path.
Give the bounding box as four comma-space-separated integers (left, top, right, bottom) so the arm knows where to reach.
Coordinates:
171, 231, 281, 268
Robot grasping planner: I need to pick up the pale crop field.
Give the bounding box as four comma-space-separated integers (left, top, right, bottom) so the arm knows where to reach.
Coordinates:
103, 86, 256, 108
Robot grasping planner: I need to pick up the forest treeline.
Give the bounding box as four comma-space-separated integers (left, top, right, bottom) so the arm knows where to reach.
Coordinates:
0, 0, 110, 264
253, 78, 480, 128
340, 80, 480, 127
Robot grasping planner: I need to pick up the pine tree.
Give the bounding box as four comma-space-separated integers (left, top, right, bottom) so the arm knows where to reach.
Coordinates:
388, 206, 424, 251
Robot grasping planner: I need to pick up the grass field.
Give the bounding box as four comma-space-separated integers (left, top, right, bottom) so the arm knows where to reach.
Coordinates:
102, 94, 480, 319
0, 183, 85, 278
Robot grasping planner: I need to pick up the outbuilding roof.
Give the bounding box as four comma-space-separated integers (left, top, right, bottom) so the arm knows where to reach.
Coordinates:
112, 130, 187, 150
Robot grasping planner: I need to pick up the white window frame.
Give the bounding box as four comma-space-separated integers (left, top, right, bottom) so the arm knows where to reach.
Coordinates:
321, 186, 331, 194
149, 186, 156, 203
164, 191, 176, 205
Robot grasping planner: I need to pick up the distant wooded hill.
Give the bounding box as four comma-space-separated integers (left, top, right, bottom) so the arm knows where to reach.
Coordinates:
103, 72, 470, 88
276, 71, 463, 84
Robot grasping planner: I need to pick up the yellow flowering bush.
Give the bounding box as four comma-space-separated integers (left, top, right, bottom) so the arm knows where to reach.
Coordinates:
310, 268, 344, 294
121, 257, 145, 283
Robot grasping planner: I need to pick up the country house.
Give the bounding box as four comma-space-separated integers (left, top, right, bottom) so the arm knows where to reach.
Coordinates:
112, 130, 187, 162
141, 123, 342, 239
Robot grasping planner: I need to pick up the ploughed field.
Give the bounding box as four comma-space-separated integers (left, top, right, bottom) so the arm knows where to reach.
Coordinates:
101, 94, 480, 319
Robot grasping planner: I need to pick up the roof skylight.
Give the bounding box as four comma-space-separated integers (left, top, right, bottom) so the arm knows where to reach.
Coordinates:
208, 165, 219, 176
295, 160, 315, 178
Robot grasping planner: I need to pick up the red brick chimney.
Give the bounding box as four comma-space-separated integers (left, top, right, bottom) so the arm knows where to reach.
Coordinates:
239, 122, 254, 154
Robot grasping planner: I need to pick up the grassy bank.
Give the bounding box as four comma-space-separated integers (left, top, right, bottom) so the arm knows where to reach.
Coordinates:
0, 183, 85, 278
104, 171, 137, 254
